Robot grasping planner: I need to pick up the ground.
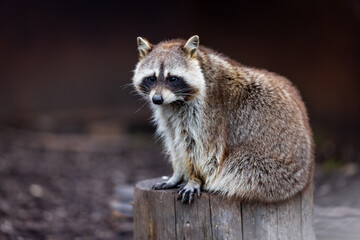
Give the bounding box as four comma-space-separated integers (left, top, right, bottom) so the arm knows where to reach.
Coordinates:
0, 122, 359, 240
0, 124, 169, 240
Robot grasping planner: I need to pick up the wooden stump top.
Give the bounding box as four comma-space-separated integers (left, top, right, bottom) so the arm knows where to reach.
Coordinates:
133, 177, 315, 240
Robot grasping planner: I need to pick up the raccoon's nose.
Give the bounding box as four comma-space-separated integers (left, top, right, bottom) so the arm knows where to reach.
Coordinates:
152, 94, 164, 105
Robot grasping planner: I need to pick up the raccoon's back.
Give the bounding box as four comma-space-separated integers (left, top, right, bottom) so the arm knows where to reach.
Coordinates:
201, 66, 313, 202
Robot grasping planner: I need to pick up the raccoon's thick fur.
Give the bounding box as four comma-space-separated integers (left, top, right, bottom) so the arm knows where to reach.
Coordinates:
132, 35, 314, 204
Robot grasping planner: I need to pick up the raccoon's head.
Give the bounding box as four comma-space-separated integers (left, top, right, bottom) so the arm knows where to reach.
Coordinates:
132, 35, 205, 105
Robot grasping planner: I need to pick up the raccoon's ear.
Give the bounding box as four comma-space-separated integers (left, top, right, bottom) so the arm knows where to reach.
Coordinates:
184, 35, 199, 58
137, 37, 152, 59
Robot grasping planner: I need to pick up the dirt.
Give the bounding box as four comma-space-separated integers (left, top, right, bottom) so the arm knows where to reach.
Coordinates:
0, 126, 170, 240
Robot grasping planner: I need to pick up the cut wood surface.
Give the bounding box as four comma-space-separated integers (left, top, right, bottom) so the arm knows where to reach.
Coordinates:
133, 178, 316, 240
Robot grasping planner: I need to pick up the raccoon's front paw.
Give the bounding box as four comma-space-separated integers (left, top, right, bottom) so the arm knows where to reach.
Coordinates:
177, 180, 201, 204
152, 181, 178, 190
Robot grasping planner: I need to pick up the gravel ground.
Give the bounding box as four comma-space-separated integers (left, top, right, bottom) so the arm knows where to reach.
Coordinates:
0, 126, 170, 240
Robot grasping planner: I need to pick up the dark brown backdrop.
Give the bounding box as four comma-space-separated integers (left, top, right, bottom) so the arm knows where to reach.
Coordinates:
0, 0, 359, 162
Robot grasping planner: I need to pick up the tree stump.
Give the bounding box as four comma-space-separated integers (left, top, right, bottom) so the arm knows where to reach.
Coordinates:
133, 178, 316, 240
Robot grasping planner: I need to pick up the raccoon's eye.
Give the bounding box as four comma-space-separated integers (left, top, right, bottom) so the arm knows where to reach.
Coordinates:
146, 76, 156, 83
168, 76, 178, 83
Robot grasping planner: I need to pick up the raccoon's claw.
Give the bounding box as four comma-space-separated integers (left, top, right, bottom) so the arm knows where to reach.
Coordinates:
176, 182, 186, 188
177, 182, 201, 204
152, 181, 177, 190
195, 187, 201, 197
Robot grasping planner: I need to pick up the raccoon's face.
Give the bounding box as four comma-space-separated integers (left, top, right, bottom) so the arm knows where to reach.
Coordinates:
132, 35, 205, 105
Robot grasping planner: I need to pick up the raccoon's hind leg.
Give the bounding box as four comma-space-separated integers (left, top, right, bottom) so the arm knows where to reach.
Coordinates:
152, 169, 183, 190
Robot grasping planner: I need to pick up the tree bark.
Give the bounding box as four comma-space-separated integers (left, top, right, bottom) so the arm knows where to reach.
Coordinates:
133, 178, 316, 240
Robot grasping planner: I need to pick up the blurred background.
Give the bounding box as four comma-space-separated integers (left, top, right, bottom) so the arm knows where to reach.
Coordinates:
0, 1, 359, 239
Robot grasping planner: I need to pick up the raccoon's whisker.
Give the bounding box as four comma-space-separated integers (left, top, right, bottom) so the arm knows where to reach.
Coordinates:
173, 90, 195, 96
175, 93, 194, 96
130, 90, 140, 96
121, 83, 135, 90
173, 88, 194, 94
132, 93, 145, 99
173, 91, 193, 95
134, 101, 148, 113
136, 98, 146, 103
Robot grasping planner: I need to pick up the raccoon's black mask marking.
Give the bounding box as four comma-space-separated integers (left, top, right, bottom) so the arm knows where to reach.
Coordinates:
139, 62, 196, 100
139, 75, 155, 94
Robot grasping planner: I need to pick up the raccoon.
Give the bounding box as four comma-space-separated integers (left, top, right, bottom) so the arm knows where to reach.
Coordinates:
132, 35, 314, 204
